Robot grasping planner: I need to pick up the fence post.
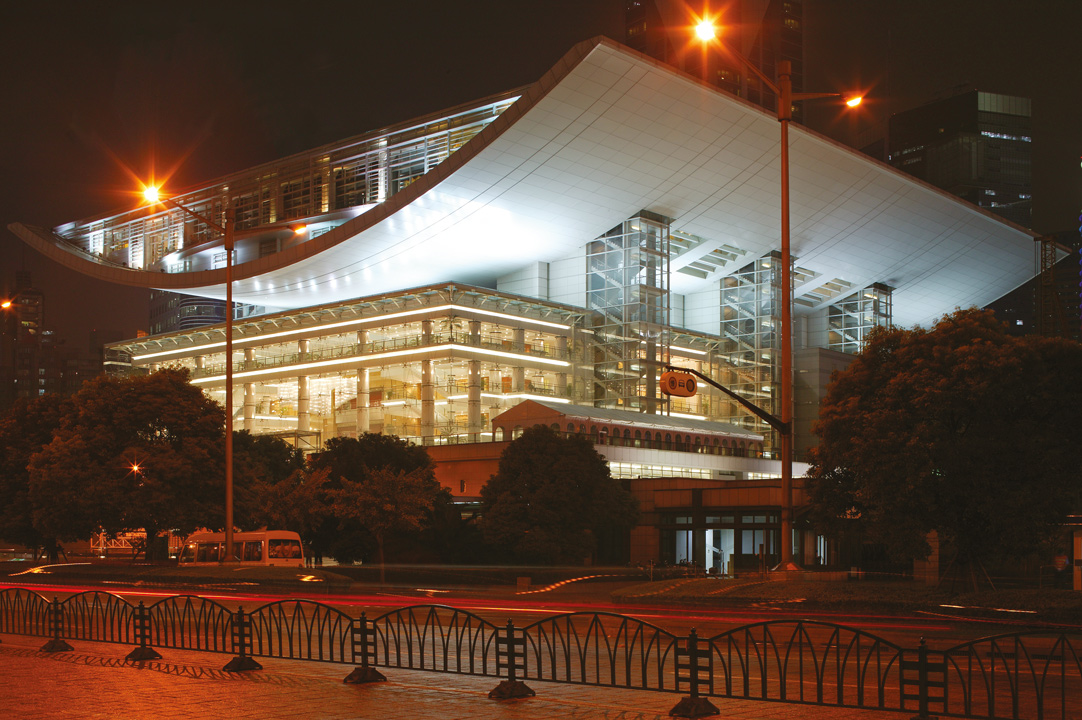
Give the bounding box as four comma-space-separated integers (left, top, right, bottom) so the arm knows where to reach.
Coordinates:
489, 618, 534, 699
670, 628, 719, 718
125, 601, 162, 662
39, 596, 73, 653
344, 612, 386, 683
223, 606, 262, 672
904, 638, 941, 720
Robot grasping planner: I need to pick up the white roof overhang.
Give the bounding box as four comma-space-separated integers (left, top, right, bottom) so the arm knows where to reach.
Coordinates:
11, 37, 1037, 329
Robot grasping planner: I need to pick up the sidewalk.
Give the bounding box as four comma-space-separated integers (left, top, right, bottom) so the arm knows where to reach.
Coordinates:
0, 634, 912, 720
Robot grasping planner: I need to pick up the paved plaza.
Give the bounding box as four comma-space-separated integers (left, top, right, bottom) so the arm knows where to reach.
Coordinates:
1, 633, 914, 720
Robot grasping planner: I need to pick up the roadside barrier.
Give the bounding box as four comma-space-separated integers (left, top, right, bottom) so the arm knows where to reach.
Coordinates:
1, 586, 1079, 719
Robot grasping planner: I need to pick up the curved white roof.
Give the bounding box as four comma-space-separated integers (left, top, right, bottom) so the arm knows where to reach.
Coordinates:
12, 37, 1036, 329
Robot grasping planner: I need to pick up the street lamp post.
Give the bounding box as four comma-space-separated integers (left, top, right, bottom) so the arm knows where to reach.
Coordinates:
695, 22, 860, 569
143, 187, 236, 562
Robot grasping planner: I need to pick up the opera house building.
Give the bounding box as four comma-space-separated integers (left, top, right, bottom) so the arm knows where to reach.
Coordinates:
11, 38, 1036, 571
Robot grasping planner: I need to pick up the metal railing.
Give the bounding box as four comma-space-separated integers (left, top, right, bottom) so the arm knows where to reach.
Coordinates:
2, 586, 1081, 719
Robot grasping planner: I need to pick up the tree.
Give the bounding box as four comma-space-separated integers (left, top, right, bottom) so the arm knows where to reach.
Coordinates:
306, 433, 448, 569
0, 394, 70, 560
330, 466, 437, 582
232, 430, 305, 529
807, 309, 1082, 583
28, 368, 226, 560
480, 425, 639, 565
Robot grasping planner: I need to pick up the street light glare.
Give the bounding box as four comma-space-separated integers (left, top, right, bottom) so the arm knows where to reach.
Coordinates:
846, 96, 863, 108
695, 21, 716, 41
1, 300, 11, 309
143, 185, 160, 203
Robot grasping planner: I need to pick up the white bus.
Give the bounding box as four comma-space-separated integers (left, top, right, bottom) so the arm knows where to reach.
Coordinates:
178, 530, 305, 567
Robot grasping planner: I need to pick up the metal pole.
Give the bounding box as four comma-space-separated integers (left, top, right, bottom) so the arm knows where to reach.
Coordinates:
778, 61, 794, 569
224, 209, 235, 563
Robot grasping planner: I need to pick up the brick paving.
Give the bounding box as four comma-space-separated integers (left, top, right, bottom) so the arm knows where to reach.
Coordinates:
0, 633, 913, 720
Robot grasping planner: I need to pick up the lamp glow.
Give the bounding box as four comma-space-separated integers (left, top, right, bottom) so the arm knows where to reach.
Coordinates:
695, 21, 716, 41
1, 300, 11, 309
143, 185, 160, 203
846, 96, 863, 108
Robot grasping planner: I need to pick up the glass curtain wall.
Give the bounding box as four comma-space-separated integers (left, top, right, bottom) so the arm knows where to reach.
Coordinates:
827, 283, 893, 354
719, 252, 782, 436
587, 211, 671, 413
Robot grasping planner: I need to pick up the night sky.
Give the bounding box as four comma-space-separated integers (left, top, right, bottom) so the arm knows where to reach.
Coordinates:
2, 0, 1079, 350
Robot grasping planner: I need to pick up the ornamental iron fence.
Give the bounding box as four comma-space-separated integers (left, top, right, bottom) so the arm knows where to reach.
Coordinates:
1, 586, 1081, 719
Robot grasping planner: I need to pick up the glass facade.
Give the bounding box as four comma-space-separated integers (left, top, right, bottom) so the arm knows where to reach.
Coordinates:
827, 283, 893, 354
587, 212, 671, 413
717, 252, 783, 437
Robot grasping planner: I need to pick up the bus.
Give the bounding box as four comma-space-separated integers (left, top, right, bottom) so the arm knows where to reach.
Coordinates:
178, 530, 305, 567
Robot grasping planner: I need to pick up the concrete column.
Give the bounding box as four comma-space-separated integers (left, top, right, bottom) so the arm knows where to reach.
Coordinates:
469, 319, 481, 346
421, 359, 434, 442
356, 368, 370, 435
468, 359, 482, 441
243, 382, 255, 432
243, 346, 257, 431
355, 330, 370, 435
297, 375, 310, 432
512, 328, 525, 392
150, 363, 160, 374
195, 356, 205, 370
556, 336, 568, 397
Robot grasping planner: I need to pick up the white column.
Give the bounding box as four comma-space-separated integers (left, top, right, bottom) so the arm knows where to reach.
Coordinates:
243, 349, 255, 431
355, 330, 370, 435
468, 359, 482, 441
556, 335, 568, 397
512, 328, 525, 392
421, 359, 434, 441
297, 339, 310, 433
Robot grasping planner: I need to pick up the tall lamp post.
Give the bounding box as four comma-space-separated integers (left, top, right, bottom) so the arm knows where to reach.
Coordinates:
695, 21, 860, 569
143, 186, 237, 562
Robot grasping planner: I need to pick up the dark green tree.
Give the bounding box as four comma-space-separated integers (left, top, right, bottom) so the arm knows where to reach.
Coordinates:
0, 393, 70, 560
305, 433, 448, 567
808, 309, 1082, 583
480, 425, 639, 564
232, 430, 305, 529
28, 368, 226, 560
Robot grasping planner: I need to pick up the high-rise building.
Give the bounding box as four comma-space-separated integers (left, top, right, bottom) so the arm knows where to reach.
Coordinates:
625, 0, 804, 118
149, 290, 265, 335
986, 231, 1081, 341
888, 90, 1033, 228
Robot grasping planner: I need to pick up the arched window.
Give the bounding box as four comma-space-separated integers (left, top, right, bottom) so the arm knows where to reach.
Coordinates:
567, 422, 575, 435
665, 433, 672, 451
513, 425, 524, 440
623, 428, 631, 446
550, 423, 559, 431
599, 426, 609, 444
590, 425, 599, 442
643, 431, 652, 448
634, 429, 642, 448
494, 426, 505, 442
674, 434, 683, 451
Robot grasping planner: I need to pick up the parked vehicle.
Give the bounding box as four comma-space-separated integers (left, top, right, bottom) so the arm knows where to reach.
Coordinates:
178, 530, 304, 567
